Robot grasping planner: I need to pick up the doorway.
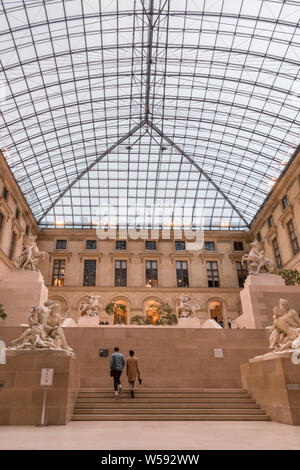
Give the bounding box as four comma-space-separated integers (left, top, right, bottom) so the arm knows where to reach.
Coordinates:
113, 299, 128, 325
209, 300, 224, 327
145, 300, 160, 325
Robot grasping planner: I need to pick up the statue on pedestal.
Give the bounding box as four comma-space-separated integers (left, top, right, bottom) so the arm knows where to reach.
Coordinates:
13, 234, 49, 271
242, 241, 275, 275
79, 295, 101, 317
10, 300, 74, 356
176, 295, 200, 318
267, 299, 300, 352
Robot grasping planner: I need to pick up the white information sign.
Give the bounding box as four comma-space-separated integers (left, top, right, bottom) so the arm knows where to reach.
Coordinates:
40, 368, 54, 386
214, 348, 224, 359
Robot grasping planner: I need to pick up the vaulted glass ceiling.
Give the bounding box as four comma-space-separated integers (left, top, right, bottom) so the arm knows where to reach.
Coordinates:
0, 0, 299, 229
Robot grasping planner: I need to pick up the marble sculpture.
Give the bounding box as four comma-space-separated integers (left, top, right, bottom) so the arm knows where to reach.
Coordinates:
10, 300, 74, 356
242, 241, 275, 275
13, 234, 49, 271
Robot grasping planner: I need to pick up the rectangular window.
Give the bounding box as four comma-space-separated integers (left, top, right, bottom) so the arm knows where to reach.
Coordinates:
15, 208, 19, 220
233, 241, 244, 251
206, 261, 220, 287
56, 239, 67, 249
287, 219, 299, 255
52, 259, 65, 286
175, 241, 185, 250
115, 260, 127, 287
268, 216, 273, 228
282, 195, 289, 209
272, 237, 282, 268
257, 232, 262, 242
9, 231, 16, 260
0, 212, 3, 233
146, 240, 156, 250
116, 240, 126, 250
236, 261, 248, 288
205, 241, 215, 251
145, 260, 158, 287
176, 261, 189, 287
3, 187, 7, 200
83, 260, 96, 286
86, 240, 97, 249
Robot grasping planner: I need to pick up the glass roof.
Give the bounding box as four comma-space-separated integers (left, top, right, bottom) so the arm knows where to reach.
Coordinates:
0, 0, 299, 229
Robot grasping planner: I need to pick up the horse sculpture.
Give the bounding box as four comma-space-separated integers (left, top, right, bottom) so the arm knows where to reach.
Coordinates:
79, 295, 101, 317
176, 295, 200, 318
242, 241, 275, 275
13, 235, 49, 271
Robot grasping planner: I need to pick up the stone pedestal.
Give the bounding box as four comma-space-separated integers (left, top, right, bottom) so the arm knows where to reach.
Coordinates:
234, 274, 300, 329
177, 317, 200, 328
0, 349, 79, 425
0, 271, 48, 326
241, 352, 300, 425
62, 318, 78, 327
200, 319, 222, 329
77, 315, 99, 327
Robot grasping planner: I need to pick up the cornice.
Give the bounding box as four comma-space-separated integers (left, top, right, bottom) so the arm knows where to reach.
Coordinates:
11, 217, 23, 237
265, 224, 278, 242
169, 253, 193, 263
0, 197, 13, 219
49, 251, 72, 262
108, 252, 133, 263
79, 252, 102, 262
199, 253, 223, 264
278, 204, 294, 226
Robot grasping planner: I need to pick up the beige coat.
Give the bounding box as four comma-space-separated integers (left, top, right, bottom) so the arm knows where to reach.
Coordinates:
126, 356, 141, 382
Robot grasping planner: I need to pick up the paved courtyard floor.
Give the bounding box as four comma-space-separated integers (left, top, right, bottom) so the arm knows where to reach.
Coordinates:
0, 421, 300, 450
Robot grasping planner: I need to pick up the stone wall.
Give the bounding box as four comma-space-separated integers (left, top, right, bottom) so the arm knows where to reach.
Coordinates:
0, 349, 79, 425
1, 327, 269, 390
241, 353, 300, 425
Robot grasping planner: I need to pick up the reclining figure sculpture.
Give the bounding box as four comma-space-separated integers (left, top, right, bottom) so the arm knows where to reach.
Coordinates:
267, 299, 300, 353
10, 300, 74, 356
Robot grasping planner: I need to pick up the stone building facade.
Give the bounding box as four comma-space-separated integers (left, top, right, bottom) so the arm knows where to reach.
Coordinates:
250, 147, 300, 273
36, 229, 250, 326
0, 152, 38, 280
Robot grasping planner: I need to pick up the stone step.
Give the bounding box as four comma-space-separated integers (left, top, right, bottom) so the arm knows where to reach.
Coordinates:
76, 397, 255, 404
75, 402, 260, 409
77, 392, 252, 399
73, 408, 266, 415
72, 414, 271, 421
79, 388, 249, 394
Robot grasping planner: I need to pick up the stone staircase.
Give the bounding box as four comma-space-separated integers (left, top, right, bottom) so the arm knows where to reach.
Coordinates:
72, 388, 270, 421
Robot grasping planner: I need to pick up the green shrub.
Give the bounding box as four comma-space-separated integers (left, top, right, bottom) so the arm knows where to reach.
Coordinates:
278, 269, 300, 286
130, 315, 147, 325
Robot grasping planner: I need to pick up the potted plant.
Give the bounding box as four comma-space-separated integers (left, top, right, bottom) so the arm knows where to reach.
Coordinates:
148, 301, 178, 326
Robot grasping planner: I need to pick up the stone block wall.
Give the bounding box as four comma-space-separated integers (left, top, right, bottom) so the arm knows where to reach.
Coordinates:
0, 349, 79, 425
241, 354, 300, 425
